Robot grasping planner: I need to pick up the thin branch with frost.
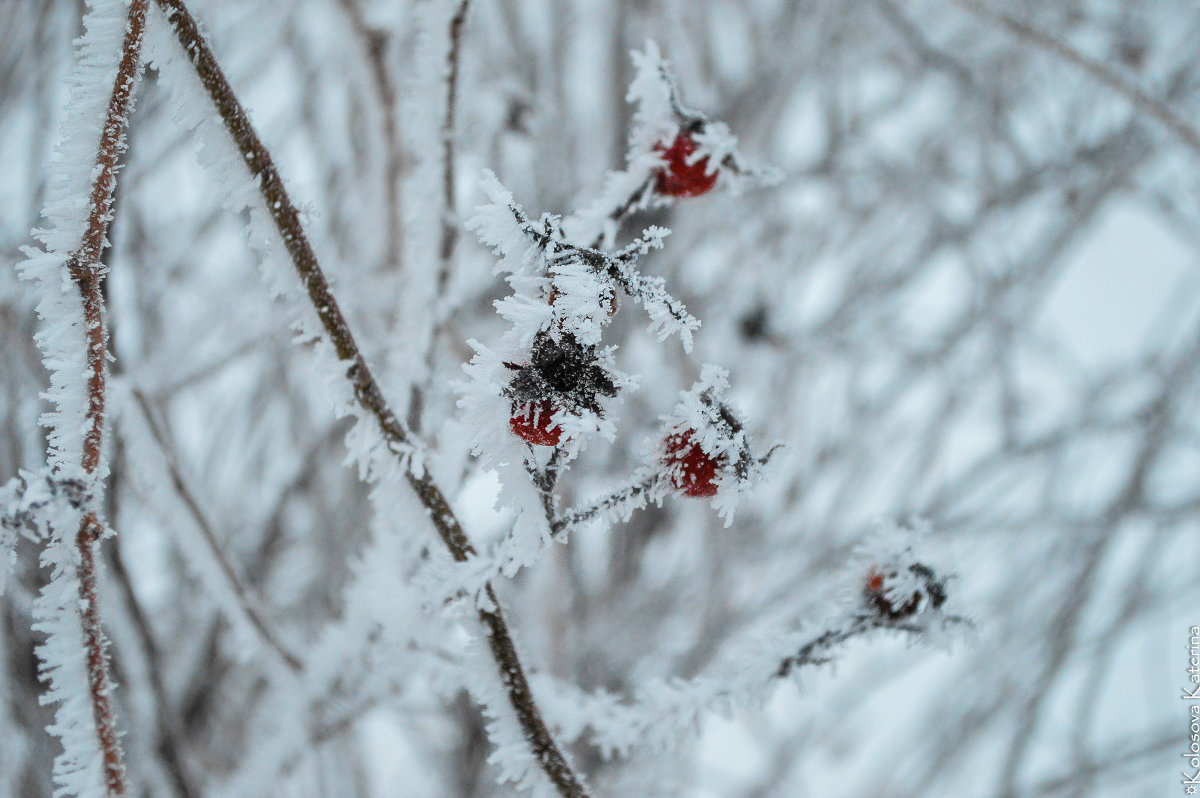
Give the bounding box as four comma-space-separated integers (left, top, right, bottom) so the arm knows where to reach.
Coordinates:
563, 41, 778, 249
15, 0, 149, 793
67, 4, 150, 788
150, 2, 588, 794
471, 172, 699, 349
536, 556, 966, 758
551, 472, 663, 536
335, 0, 404, 272
412, 0, 474, 432
103, 537, 200, 798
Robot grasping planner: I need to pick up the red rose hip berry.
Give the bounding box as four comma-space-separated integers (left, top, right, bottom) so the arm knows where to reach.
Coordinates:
654, 133, 718, 198
510, 399, 565, 446
664, 431, 723, 497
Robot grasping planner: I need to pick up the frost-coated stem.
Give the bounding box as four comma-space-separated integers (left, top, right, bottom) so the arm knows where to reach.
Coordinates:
774, 614, 902, 678
74, 0, 149, 476
74, 513, 126, 797
154, 2, 589, 794
67, 1, 150, 793
587, 177, 652, 249
552, 474, 661, 536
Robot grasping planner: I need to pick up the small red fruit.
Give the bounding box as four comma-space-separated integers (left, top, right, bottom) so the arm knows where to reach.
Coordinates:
865, 571, 886, 594
510, 399, 564, 446
664, 431, 723, 497
654, 133, 718, 198
864, 569, 920, 620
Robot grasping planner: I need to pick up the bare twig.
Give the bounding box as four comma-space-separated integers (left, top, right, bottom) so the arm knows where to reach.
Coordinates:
153, 2, 588, 794
437, 0, 471, 294
415, 0, 474, 432
106, 535, 200, 798
129, 388, 304, 673
65, 1, 151, 793
336, 0, 403, 272
948, 0, 1200, 157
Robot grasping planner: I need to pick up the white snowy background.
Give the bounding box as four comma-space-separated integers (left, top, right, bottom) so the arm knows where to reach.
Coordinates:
1, 1, 1198, 797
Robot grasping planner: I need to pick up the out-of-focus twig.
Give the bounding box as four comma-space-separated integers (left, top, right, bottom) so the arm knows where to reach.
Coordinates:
437, 0, 471, 295
949, 0, 1200, 157
336, 0, 403, 272
129, 387, 304, 673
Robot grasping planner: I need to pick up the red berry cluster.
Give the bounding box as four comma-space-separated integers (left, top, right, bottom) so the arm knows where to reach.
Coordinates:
654, 133, 718, 198
507, 127, 726, 471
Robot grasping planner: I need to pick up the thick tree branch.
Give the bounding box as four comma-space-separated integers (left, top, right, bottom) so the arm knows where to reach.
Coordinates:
152, 2, 588, 794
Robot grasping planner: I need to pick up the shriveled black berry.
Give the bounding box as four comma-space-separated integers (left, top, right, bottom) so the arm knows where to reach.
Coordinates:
508, 331, 618, 416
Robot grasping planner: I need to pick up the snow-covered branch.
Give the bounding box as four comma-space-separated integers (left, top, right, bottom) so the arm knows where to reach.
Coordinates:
147, 2, 589, 794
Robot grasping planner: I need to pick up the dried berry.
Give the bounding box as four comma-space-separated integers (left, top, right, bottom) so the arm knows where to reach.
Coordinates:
654, 133, 718, 198
505, 331, 618, 446
663, 430, 724, 497
508, 331, 617, 416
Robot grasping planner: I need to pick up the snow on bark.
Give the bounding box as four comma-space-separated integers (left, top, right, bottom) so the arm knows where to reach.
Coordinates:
15, 0, 146, 793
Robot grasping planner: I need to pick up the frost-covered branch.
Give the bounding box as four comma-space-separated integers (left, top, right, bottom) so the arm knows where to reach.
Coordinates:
151, 2, 588, 794
551, 473, 662, 536
335, 0, 403, 272
535, 539, 966, 759
563, 41, 778, 249
14, 0, 150, 793
470, 172, 700, 349
69, 9, 150, 788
